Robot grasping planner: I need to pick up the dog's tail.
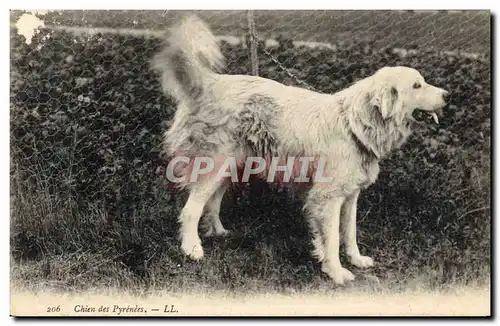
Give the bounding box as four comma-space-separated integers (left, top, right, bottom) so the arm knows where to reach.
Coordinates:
151, 15, 224, 103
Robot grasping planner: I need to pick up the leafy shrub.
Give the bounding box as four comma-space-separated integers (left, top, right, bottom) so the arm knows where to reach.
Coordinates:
10, 28, 490, 287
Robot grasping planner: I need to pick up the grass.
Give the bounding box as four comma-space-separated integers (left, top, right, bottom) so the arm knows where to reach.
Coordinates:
11, 157, 490, 294
9, 16, 491, 295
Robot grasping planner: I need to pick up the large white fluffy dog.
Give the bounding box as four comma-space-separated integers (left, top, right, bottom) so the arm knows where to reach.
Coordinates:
152, 16, 449, 284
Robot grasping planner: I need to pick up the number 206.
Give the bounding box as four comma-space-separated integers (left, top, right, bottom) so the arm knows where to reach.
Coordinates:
47, 306, 61, 313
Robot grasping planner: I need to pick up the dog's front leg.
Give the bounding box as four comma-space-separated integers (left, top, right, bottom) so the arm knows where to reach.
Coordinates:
306, 194, 355, 285
340, 190, 374, 268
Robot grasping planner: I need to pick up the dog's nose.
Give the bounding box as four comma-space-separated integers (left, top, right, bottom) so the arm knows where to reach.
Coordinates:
442, 91, 451, 103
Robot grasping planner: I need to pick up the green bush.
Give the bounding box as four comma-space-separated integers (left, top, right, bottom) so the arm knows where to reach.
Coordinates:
10, 28, 490, 289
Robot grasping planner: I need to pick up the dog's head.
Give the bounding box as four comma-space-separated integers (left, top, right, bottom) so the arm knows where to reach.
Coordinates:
367, 66, 450, 124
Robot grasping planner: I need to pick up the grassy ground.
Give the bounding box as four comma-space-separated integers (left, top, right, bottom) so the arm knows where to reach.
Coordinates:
10, 13, 490, 295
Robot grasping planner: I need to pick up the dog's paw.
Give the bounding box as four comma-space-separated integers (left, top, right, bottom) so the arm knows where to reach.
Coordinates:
215, 228, 230, 237
350, 255, 374, 268
181, 239, 204, 260
203, 226, 230, 238
321, 264, 355, 285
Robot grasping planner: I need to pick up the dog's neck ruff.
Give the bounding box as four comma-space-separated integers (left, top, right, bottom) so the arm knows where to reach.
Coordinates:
349, 130, 380, 161
343, 100, 412, 161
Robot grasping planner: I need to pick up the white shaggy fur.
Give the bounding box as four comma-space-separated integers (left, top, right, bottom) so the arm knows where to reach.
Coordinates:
152, 16, 449, 285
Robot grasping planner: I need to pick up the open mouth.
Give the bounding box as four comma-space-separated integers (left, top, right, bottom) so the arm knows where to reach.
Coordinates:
412, 109, 441, 124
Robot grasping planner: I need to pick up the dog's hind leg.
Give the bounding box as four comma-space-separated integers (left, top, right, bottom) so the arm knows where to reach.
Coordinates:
340, 190, 374, 268
202, 183, 230, 237
179, 177, 222, 260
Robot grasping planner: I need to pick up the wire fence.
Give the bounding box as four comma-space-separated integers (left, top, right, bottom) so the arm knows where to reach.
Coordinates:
9, 10, 491, 283
10, 10, 491, 53
10, 10, 491, 221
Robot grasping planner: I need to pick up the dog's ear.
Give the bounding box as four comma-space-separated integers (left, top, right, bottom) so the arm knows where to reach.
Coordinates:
372, 84, 399, 119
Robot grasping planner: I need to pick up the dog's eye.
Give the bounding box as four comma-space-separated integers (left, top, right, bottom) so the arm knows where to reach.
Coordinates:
413, 82, 421, 89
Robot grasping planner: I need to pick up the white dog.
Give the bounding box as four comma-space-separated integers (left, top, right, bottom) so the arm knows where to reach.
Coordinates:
152, 16, 449, 284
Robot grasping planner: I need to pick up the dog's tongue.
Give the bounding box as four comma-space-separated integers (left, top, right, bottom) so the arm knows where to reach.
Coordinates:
430, 112, 439, 124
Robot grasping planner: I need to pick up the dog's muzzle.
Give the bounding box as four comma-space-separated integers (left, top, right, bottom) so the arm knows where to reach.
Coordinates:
413, 90, 450, 124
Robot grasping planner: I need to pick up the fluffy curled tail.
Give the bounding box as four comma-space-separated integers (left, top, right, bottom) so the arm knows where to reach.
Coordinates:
151, 15, 224, 103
